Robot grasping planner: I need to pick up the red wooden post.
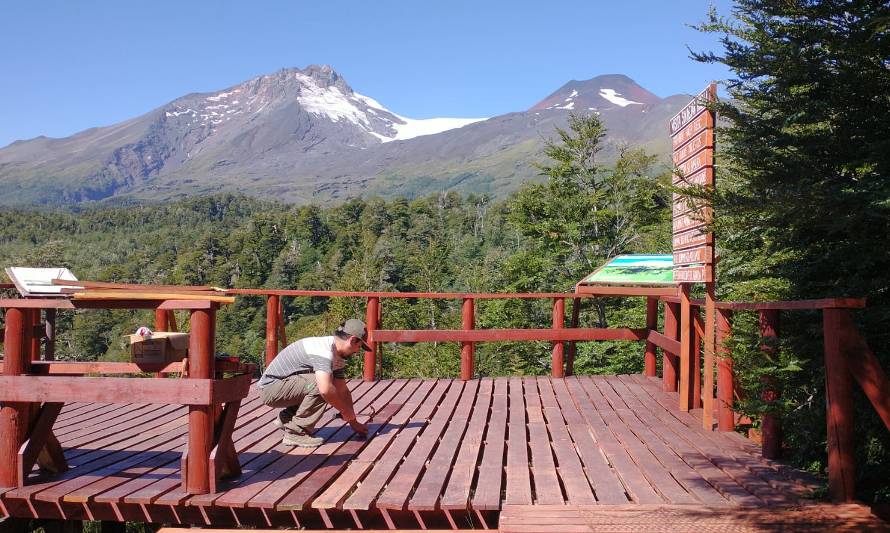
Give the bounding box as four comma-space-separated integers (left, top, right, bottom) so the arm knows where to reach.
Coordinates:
461, 298, 475, 381
823, 308, 856, 502
759, 309, 782, 459
186, 306, 216, 494
566, 297, 581, 376
644, 297, 658, 377
44, 309, 56, 361
551, 297, 565, 378
663, 301, 680, 392
29, 309, 41, 361
154, 308, 169, 331
679, 284, 696, 411
364, 297, 379, 381
0, 308, 29, 487
277, 299, 287, 349
716, 309, 735, 432
692, 306, 703, 409
265, 295, 279, 367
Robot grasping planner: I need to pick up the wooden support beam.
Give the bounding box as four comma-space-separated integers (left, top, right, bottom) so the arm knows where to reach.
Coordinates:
364, 297, 379, 382
265, 295, 279, 367
209, 401, 242, 493
566, 297, 582, 376
44, 309, 56, 361
277, 299, 287, 349
663, 302, 680, 392
678, 284, 696, 411
644, 297, 658, 377
17, 402, 67, 486
551, 298, 565, 378
185, 306, 216, 494
370, 328, 647, 343
716, 309, 735, 432
702, 283, 717, 430
823, 308, 856, 502
461, 298, 474, 381
0, 308, 29, 488
759, 309, 782, 459
692, 307, 703, 410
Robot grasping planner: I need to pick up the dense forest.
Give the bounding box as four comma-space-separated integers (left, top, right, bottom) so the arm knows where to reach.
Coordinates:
1, 0, 888, 502
0, 115, 673, 380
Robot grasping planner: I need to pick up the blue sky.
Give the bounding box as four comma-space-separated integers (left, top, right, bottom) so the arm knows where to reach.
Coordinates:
0, 1, 734, 148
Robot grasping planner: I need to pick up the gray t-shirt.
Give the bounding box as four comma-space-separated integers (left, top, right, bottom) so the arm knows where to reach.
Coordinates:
258, 335, 346, 388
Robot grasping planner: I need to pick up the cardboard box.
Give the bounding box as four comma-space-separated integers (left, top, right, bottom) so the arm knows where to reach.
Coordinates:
128, 332, 189, 364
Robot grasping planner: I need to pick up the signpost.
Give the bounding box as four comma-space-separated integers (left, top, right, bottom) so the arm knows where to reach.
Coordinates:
670, 84, 717, 421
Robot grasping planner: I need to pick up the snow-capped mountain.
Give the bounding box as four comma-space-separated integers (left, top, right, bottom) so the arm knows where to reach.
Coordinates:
0, 67, 693, 206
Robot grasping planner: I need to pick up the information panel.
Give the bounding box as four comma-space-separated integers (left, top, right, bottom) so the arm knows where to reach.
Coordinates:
670, 84, 716, 284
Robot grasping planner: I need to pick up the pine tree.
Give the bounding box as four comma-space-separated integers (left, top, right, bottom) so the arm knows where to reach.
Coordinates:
694, 0, 890, 500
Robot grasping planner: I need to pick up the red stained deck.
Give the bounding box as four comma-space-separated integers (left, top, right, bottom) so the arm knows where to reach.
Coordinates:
0, 375, 833, 530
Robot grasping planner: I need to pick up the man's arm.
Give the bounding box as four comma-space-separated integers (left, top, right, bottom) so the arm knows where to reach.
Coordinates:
315, 371, 368, 435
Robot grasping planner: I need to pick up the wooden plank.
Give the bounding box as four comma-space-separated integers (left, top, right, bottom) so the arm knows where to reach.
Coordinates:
438, 378, 493, 510
470, 377, 508, 511
72, 290, 234, 303
549, 378, 627, 504
53, 280, 214, 292
536, 378, 596, 505
121, 381, 370, 506
595, 376, 728, 505
373, 379, 472, 511
186, 380, 389, 508
341, 379, 453, 511
614, 375, 764, 506
311, 379, 437, 510
646, 330, 681, 357
572, 286, 679, 297
578, 377, 696, 503
564, 377, 660, 504
504, 377, 532, 506
256, 380, 415, 511
0, 375, 249, 405
522, 378, 563, 505
628, 374, 807, 503
370, 328, 646, 343
407, 379, 479, 510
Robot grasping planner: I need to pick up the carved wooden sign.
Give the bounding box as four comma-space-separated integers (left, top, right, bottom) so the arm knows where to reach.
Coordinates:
670, 84, 716, 284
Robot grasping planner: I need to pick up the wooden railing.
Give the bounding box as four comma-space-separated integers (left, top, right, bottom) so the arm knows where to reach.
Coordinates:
226, 289, 672, 382
241, 289, 888, 503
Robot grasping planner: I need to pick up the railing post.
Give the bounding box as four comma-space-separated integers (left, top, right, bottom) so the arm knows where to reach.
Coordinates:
0, 307, 28, 488
692, 306, 703, 409
644, 297, 658, 377
186, 305, 216, 494
551, 297, 565, 378
29, 309, 41, 361
679, 284, 695, 411
461, 298, 475, 380
364, 297, 379, 381
663, 301, 680, 392
759, 309, 782, 459
265, 295, 279, 367
154, 308, 169, 331
823, 308, 855, 502
716, 309, 735, 432
566, 297, 581, 376
278, 299, 287, 350
44, 309, 56, 361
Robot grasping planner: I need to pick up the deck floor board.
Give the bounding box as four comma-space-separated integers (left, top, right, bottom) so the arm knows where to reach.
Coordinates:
1, 375, 830, 529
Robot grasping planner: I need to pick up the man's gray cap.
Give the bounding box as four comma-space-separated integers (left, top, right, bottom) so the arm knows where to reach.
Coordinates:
336, 319, 372, 352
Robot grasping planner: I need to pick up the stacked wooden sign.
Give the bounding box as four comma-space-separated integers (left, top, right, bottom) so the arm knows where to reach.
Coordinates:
670, 84, 716, 284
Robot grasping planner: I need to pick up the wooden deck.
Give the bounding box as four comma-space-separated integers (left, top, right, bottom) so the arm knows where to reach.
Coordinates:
0, 374, 857, 530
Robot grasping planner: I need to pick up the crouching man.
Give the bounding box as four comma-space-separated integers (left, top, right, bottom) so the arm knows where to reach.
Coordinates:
259, 319, 370, 447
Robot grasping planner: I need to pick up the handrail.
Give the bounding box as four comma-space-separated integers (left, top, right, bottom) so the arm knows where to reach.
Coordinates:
227, 288, 664, 299
660, 296, 866, 310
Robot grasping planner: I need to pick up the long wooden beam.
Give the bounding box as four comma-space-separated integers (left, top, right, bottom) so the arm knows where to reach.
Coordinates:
0, 299, 217, 310
0, 374, 250, 404
661, 296, 866, 310
0, 360, 254, 375
370, 328, 647, 343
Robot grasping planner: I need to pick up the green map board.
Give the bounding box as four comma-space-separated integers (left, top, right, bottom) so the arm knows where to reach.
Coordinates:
580, 254, 674, 285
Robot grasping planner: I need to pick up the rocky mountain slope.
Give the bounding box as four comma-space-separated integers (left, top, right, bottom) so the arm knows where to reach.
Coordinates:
0, 66, 692, 206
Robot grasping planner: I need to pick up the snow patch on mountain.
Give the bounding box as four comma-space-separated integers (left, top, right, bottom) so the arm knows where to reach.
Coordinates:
599, 89, 643, 107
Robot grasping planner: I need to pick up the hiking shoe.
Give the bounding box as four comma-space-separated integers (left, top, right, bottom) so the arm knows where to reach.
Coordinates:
282, 433, 323, 448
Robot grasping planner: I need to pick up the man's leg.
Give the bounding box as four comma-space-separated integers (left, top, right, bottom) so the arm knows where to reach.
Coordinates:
260, 375, 313, 431
287, 380, 327, 435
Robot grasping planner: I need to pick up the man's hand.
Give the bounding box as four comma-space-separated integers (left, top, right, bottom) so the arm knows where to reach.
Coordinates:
348, 418, 368, 437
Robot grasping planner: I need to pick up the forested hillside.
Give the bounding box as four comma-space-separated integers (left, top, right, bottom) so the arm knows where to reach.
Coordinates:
0, 115, 672, 379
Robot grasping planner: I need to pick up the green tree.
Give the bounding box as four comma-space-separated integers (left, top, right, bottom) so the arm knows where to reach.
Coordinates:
694, 0, 890, 500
